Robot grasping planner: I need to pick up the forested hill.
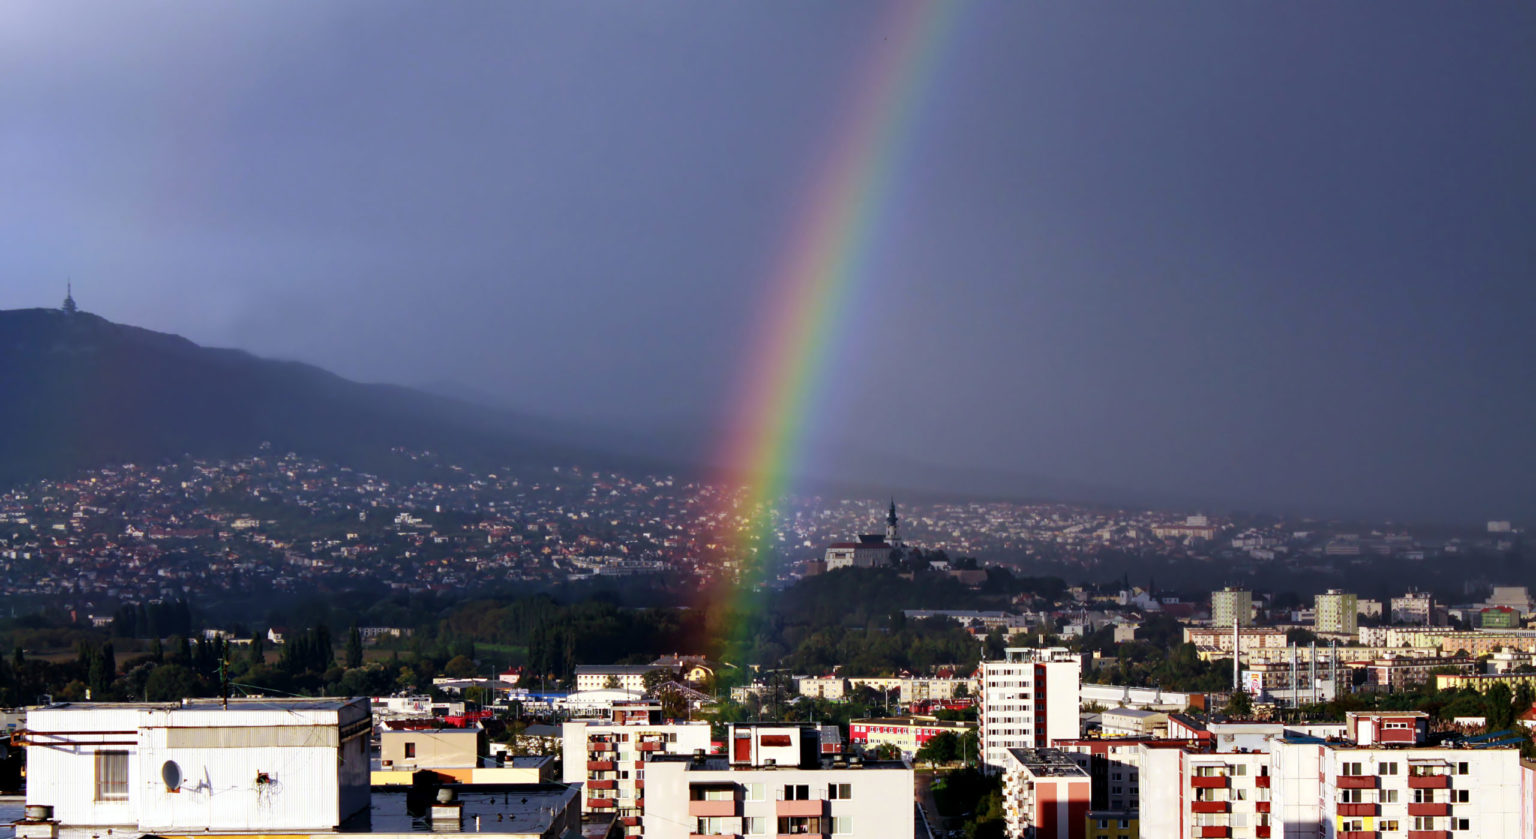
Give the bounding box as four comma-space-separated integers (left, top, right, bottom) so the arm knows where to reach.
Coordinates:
0, 307, 641, 485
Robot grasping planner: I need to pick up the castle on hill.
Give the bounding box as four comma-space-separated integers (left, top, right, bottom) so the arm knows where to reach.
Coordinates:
823, 499, 904, 570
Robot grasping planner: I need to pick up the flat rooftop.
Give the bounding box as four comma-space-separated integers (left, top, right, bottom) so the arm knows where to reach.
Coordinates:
352, 785, 577, 835
1008, 748, 1090, 777
40, 698, 361, 713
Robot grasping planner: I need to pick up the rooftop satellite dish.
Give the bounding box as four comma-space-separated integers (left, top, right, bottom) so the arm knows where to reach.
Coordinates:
161, 760, 181, 792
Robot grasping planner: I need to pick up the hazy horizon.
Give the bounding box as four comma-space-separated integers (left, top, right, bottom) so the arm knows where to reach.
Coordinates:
3, 2, 1533, 524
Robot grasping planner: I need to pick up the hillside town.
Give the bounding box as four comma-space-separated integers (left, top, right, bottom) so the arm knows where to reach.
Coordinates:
0, 450, 1520, 616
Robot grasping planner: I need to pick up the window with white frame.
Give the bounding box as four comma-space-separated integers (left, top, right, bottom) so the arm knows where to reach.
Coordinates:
832, 816, 853, 834
95, 751, 128, 801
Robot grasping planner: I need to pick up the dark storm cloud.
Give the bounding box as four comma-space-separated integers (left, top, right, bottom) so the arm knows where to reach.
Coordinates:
2, 2, 1532, 522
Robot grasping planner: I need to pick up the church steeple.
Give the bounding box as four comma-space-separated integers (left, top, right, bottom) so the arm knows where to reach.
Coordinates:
61, 283, 77, 315
885, 498, 900, 547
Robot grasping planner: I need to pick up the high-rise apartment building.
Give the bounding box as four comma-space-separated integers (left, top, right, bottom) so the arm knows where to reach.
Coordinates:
561, 702, 712, 835
1211, 588, 1254, 628
1314, 589, 1358, 635
1391, 590, 1436, 626
980, 647, 1081, 773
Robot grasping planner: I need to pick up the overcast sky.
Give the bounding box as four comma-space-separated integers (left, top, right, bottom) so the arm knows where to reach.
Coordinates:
2, 2, 1532, 522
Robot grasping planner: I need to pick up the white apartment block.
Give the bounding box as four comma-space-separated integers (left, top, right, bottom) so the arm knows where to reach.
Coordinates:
642, 723, 913, 839
561, 706, 712, 836
574, 664, 654, 693
1127, 712, 1536, 839
1391, 592, 1436, 626
980, 647, 1081, 773
24, 699, 371, 833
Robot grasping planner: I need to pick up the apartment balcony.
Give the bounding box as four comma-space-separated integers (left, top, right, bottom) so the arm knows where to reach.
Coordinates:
1191, 776, 1229, 789
588, 779, 617, 791
1407, 833, 1450, 839
1191, 801, 1230, 814
1335, 776, 1378, 789
1197, 827, 1230, 838
1255, 775, 1271, 788
1340, 831, 1377, 839
1338, 803, 1378, 817
1408, 774, 1450, 789
588, 760, 615, 772
689, 799, 740, 818
588, 797, 616, 809
1408, 803, 1449, 817
619, 817, 640, 828
692, 835, 740, 839
776, 799, 826, 818
1255, 802, 1271, 814
778, 834, 826, 839
1256, 828, 1270, 838
639, 741, 667, 752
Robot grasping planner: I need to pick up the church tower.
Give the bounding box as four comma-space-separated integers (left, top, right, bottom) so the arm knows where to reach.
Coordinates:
886, 498, 901, 547
61, 283, 77, 315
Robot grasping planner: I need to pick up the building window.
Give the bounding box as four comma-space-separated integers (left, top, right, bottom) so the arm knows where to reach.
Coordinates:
1380, 762, 1398, 775
745, 783, 765, 802
778, 817, 822, 835
1339, 789, 1363, 803
832, 816, 853, 834
1454, 819, 1469, 830
404, 742, 416, 759
1342, 820, 1364, 833
95, 750, 129, 801
828, 783, 852, 800
1340, 762, 1363, 776
1452, 789, 1469, 803
744, 817, 767, 835
1413, 817, 1437, 831
783, 784, 811, 800
697, 817, 730, 834
1380, 820, 1398, 832
1456, 762, 1469, 775
1382, 789, 1398, 804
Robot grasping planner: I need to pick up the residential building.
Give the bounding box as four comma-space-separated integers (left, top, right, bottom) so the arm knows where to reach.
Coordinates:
1099, 709, 1167, 739
999, 748, 1090, 839
980, 647, 1082, 773
1482, 606, 1523, 629
1364, 655, 1474, 692
1315, 589, 1359, 636
560, 702, 711, 835
1211, 588, 1254, 628
23, 698, 371, 833
642, 723, 913, 839
574, 664, 657, 693
847, 715, 974, 759
1391, 591, 1437, 626
380, 725, 484, 771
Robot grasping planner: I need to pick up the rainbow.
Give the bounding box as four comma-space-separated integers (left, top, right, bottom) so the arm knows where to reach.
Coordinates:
705, 0, 963, 663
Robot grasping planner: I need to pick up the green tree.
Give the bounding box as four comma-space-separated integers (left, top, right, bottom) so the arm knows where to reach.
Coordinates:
345, 624, 364, 669
443, 655, 478, 678
1224, 690, 1254, 717
915, 731, 960, 765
